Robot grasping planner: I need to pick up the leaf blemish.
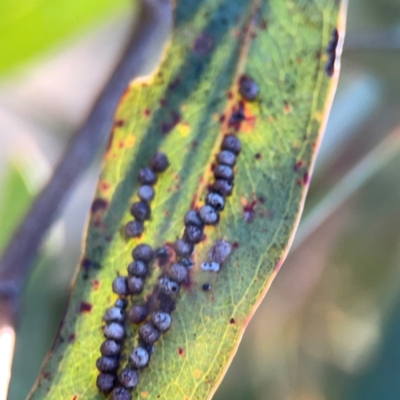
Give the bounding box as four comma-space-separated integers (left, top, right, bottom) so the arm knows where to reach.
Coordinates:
229, 318, 235, 324
161, 111, 181, 134
68, 333, 76, 343
178, 347, 185, 357
193, 32, 214, 56
242, 199, 257, 223
79, 302, 93, 314
91, 198, 108, 214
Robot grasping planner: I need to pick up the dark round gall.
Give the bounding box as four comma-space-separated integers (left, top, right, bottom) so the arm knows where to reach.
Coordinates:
96, 373, 116, 394
104, 322, 125, 341
112, 277, 128, 296
103, 307, 125, 323
138, 185, 155, 202
100, 340, 121, 356
180, 257, 194, 269
151, 311, 172, 332
139, 322, 160, 344
128, 304, 148, 324
150, 152, 170, 172
128, 260, 148, 277
221, 134, 241, 155
115, 298, 128, 309
125, 220, 143, 238
175, 239, 194, 257
96, 356, 119, 372
129, 346, 150, 369
159, 277, 180, 296
217, 150, 236, 166
213, 165, 234, 181
184, 224, 203, 244
212, 179, 233, 196
184, 210, 203, 227
130, 201, 151, 221
205, 192, 225, 211
168, 263, 189, 283
202, 283, 212, 291
132, 244, 154, 262
127, 276, 144, 294
119, 368, 139, 390
199, 205, 219, 225
239, 76, 259, 101
138, 167, 157, 185
110, 387, 132, 400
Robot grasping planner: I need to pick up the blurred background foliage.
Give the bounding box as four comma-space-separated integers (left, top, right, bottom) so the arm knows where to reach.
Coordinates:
1, 0, 400, 399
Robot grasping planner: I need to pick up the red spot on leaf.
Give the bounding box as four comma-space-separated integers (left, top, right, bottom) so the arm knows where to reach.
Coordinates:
79, 302, 92, 314
92, 280, 100, 290
229, 318, 236, 324
178, 347, 185, 356
114, 120, 125, 128
243, 200, 257, 223
294, 160, 305, 172
144, 109, 152, 117
232, 242, 239, 249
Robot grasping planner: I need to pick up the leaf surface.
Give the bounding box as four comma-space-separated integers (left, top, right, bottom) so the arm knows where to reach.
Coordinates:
28, 0, 347, 399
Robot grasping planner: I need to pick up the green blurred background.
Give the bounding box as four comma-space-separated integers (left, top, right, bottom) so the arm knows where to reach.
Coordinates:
1, 0, 400, 399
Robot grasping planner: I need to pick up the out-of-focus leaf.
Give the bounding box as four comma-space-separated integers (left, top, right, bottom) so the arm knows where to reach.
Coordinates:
28, 0, 347, 399
0, 163, 33, 250
0, 0, 128, 75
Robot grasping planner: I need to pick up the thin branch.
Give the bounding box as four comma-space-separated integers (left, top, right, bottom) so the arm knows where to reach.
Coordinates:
0, 0, 172, 328
293, 125, 400, 251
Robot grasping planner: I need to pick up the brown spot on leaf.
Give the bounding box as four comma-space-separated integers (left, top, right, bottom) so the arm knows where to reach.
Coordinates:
294, 160, 305, 172
79, 302, 92, 314
229, 318, 235, 324
178, 347, 185, 356
106, 131, 114, 152
99, 180, 110, 192
168, 78, 180, 90
161, 111, 181, 134
232, 242, 239, 249
303, 172, 310, 185
92, 280, 100, 290
255, 153, 261, 160
243, 200, 257, 223
68, 333, 76, 343
91, 198, 108, 214
114, 120, 125, 128
144, 109, 152, 117
193, 32, 214, 56
229, 101, 246, 131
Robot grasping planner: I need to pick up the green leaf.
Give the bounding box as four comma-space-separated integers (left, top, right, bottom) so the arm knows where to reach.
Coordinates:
0, 0, 128, 75
28, 0, 347, 399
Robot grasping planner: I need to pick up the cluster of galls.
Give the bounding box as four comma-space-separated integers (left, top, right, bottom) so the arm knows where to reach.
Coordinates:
96, 135, 242, 398
125, 152, 169, 238
97, 243, 176, 400
173, 133, 241, 260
